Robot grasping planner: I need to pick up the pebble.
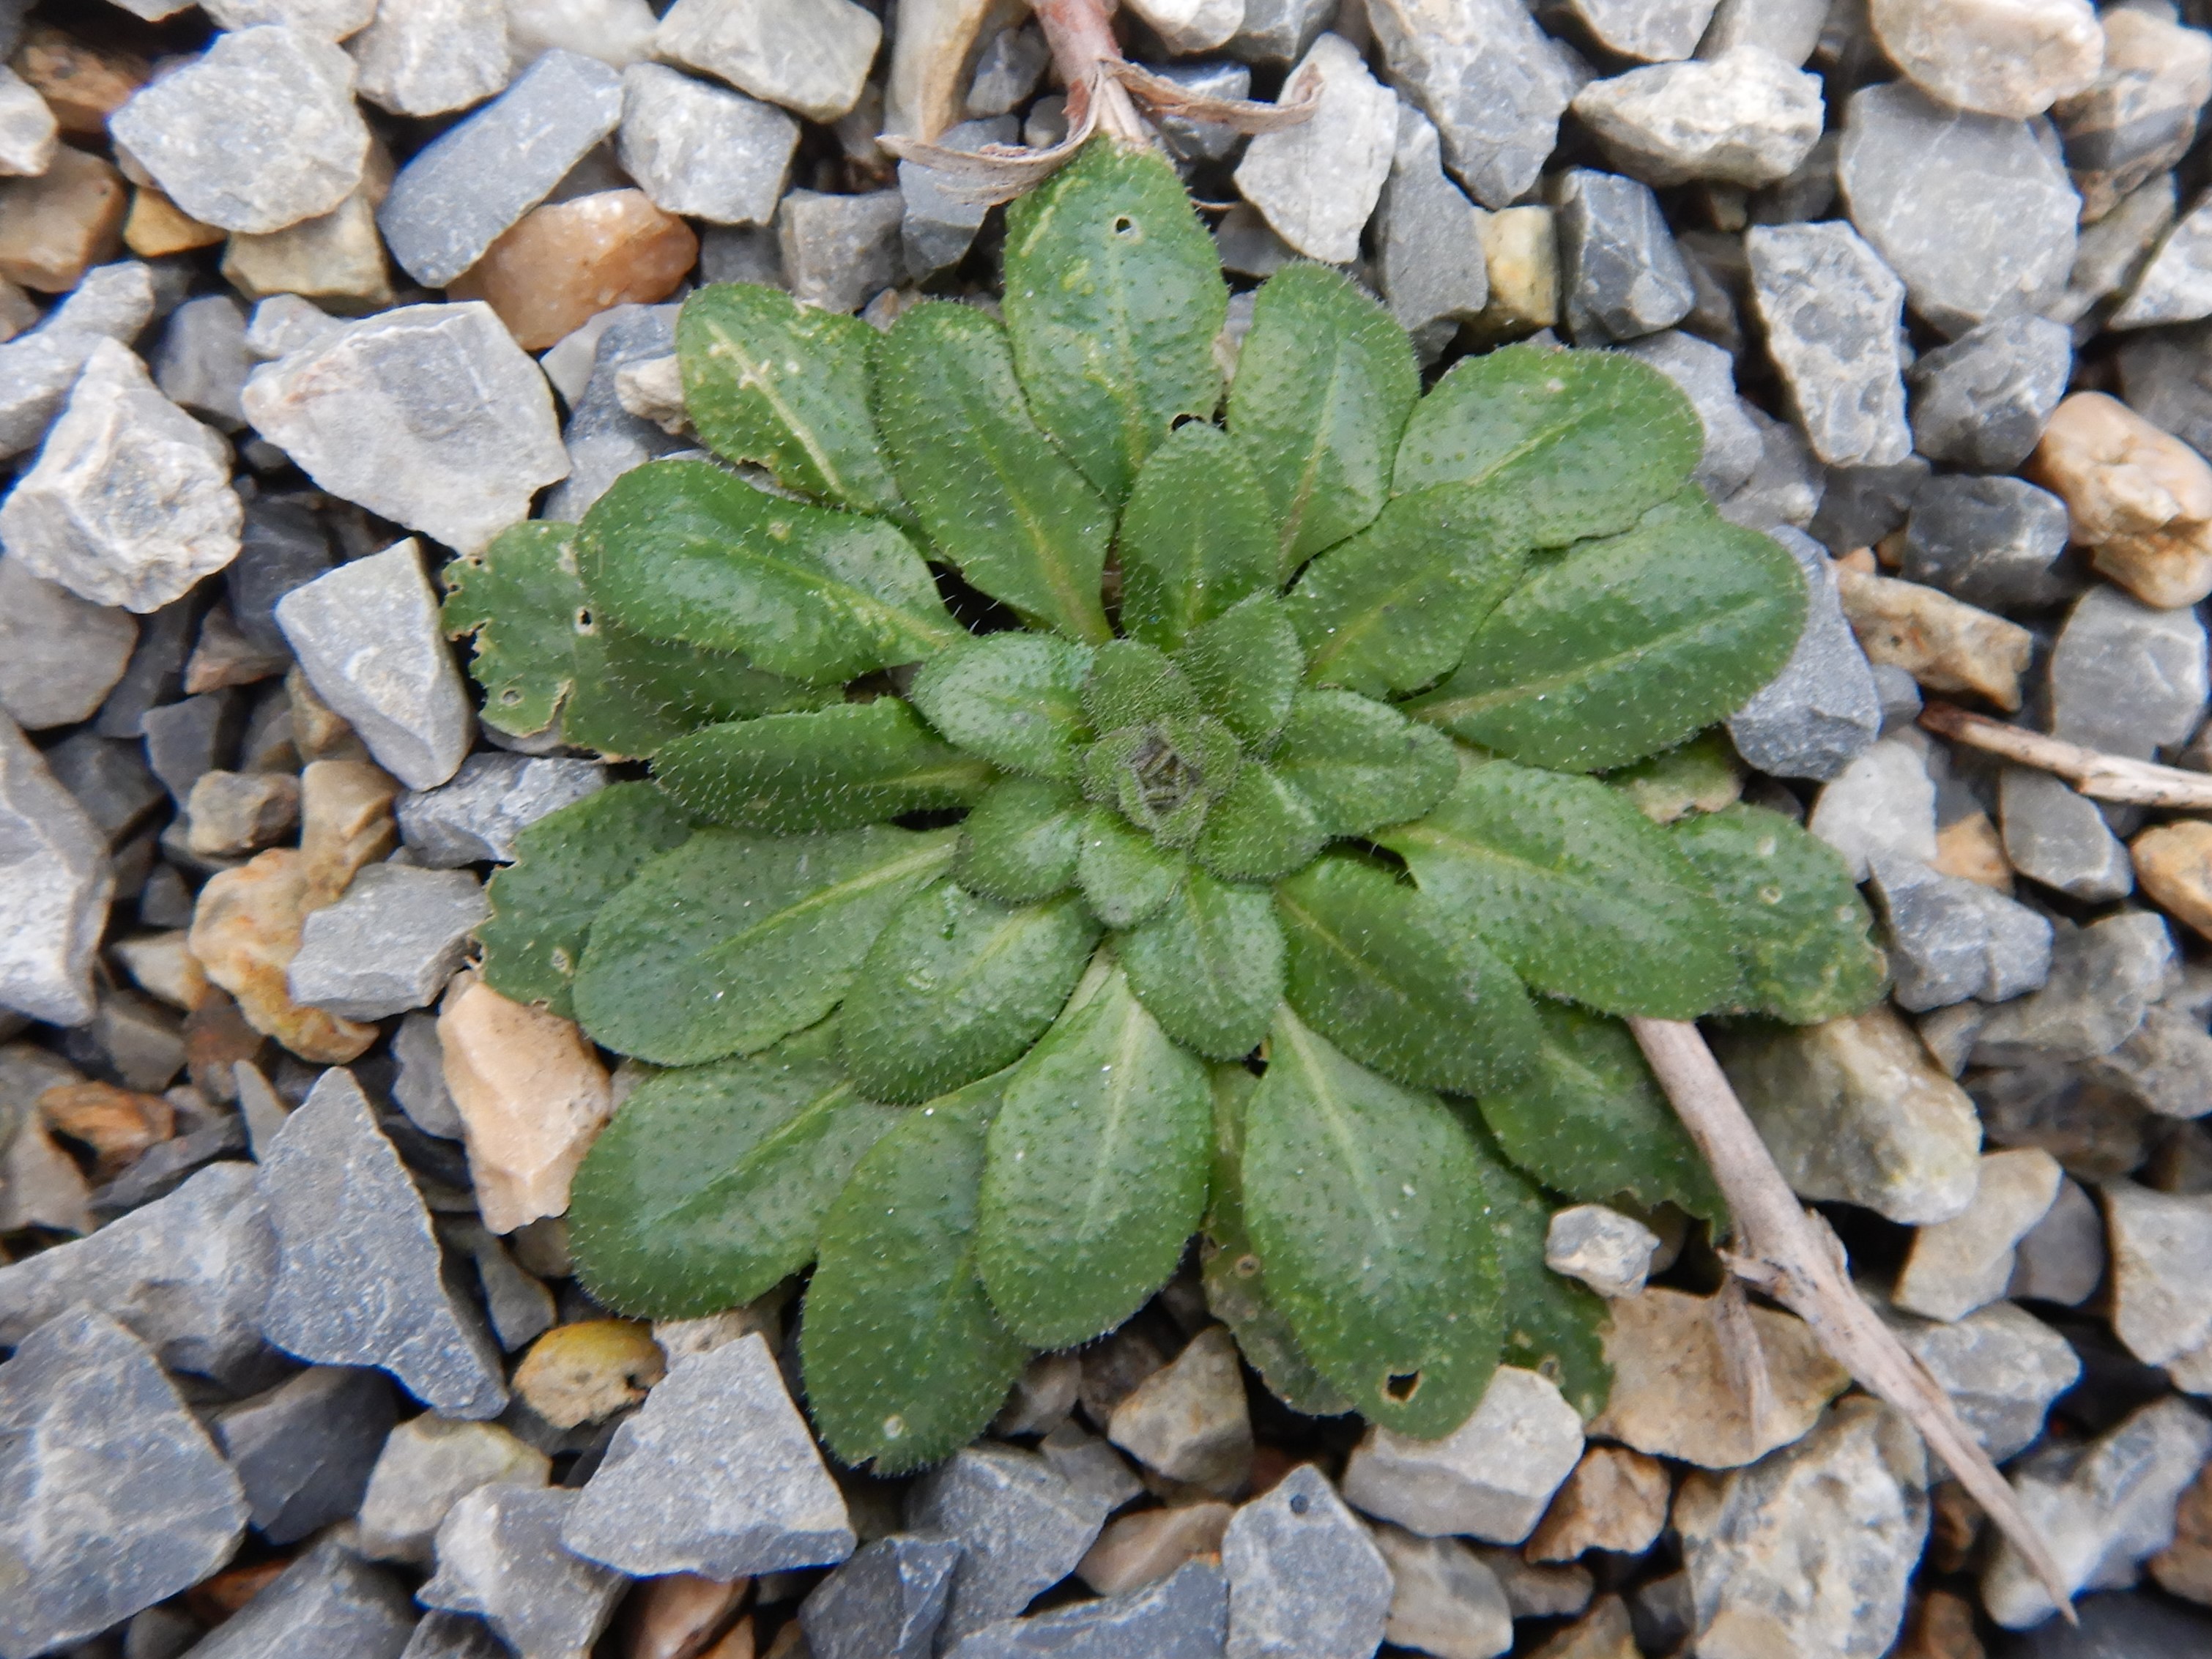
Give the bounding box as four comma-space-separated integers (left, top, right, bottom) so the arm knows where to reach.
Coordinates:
1370, 1526, 1512, 1659
2008, 1173, 2105, 1305
0, 711, 113, 1028
1554, 166, 1696, 345
402, 1611, 511, 1659
201, 0, 378, 34
2060, 175, 2181, 327
1675, 1396, 1927, 1658
0, 554, 138, 730
1150, 62, 1254, 168
1972, 911, 2176, 1067
1376, 103, 1491, 360
1543, 1204, 1661, 1298
288, 864, 488, 1022
0, 258, 154, 457
1127, 0, 1241, 55
349, 0, 511, 117
1234, 34, 1396, 267
1837, 568, 2034, 710
1105, 1325, 1253, 1491
1893, 1147, 2065, 1323
1723, 1003, 1983, 1223
506, 0, 659, 69
108, 26, 369, 236
0, 62, 58, 177
1900, 475, 2074, 611
1745, 219, 1910, 466
966, 26, 1048, 116
1040, 1422, 1148, 1515
114, 930, 209, 1013
258, 1067, 510, 1417
2000, 767, 2134, 902
1836, 80, 2079, 338
225, 180, 395, 313
1228, 0, 1336, 67
0, 144, 127, 292
450, 188, 695, 352
2153, 1459, 2212, 1603
2032, 390, 2212, 609
153, 292, 252, 430
1340, 1366, 1584, 1543
2135, 820, 2212, 945
800, 1533, 966, 1659
188, 858, 375, 1064
513, 1316, 661, 1430
2104, 1179, 2212, 1378
543, 303, 686, 521
1224, 1463, 1392, 1659
244, 306, 571, 556
1806, 736, 1937, 881
1869, 0, 2101, 120
423, 1483, 629, 1659
1886, 1298, 2081, 1461
10, 26, 146, 137
1527, 1597, 1638, 1659
618, 63, 797, 226
1619, 329, 1762, 497
189, 771, 303, 858
0, 1308, 247, 1659
144, 690, 241, 808
1906, 313, 2072, 472
2112, 189, 2212, 331
1078, 1502, 1233, 1596
1565, 0, 1716, 62
214, 1365, 398, 1543
900, 116, 1020, 279
2051, 585, 2208, 763
1725, 524, 1882, 781
951, 1559, 1229, 1658
2056, 6, 2212, 222
1469, 204, 1559, 344
125, 185, 225, 260
356, 1414, 553, 1565
180, 1538, 417, 1659
776, 188, 903, 313
1570, 47, 1823, 190
1525, 1446, 1672, 1561
399, 753, 606, 866
376, 49, 624, 289
654, 0, 880, 122
1871, 853, 2054, 1012
430, 980, 601, 1228
910, 1444, 1113, 1644
275, 541, 473, 791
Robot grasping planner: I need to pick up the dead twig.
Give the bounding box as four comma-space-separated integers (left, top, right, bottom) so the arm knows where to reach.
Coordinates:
1627, 1016, 2076, 1618
1920, 700, 2212, 810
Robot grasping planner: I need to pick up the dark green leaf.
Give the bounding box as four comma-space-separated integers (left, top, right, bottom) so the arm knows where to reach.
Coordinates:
1378, 759, 1738, 1020
442, 522, 589, 738
956, 778, 1083, 904
1228, 263, 1419, 570
1077, 714, 1241, 850
979, 967, 1213, 1348
1270, 690, 1457, 837
1275, 852, 1540, 1096
678, 282, 906, 519
1118, 421, 1277, 650
1121, 869, 1285, 1061
873, 302, 1113, 643
568, 1024, 900, 1318
1192, 762, 1325, 885
910, 634, 1094, 781
1394, 344, 1701, 548
653, 700, 995, 832
1674, 803, 1888, 1024
841, 884, 1102, 1104
1176, 593, 1301, 750
1242, 1008, 1500, 1437
478, 783, 695, 1018
1467, 1132, 1615, 1421
1001, 139, 1228, 505
1407, 494, 1805, 773
1075, 809, 1187, 927
1080, 638, 1201, 732
572, 825, 958, 1064
1607, 732, 1743, 825
563, 620, 840, 761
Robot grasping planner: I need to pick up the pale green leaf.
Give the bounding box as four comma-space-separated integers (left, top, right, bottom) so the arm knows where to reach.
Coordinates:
1176, 593, 1301, 750
955, 778, 1084, 905
910, 633, 1094, 781
1075, 809, 1187, 927
1192, 762, 1326, 885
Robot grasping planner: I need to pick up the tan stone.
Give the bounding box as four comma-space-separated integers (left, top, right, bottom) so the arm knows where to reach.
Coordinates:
884, 0, 1025, 140
185, 604, 292, 694
1525, 1446, 1671, 1562
0, 1113, 94, 1233
1934, 811, 2013, 893
1468, 204, 1557, 344
1372, 1526, 1514, 1659
37, 1080, 173, 1179
1528, 1595, 1637, 1659
112, 929, 209, 1012
287, 664, 370, 763
2150, 1456, 2212, 1606
188, 851, 378, 1063
1106, 1325, 1253, 1492
439, 972, 615, 1233
621, 1572, 751, 1659
653, 1299, 784, 1367
9, 26, 147, 137
0, 144, 125, 292
124, 188, 223, 257
187, 770, 303, 858
1076, 1502, 1233, 1595
2133, 820, 2212, 942
1590, 1287, 1850, 1468
448, 188, 697, 352
297, 757, 398, 900
713, 1617, 760, 1659
1896, 1589, 1987, 1659
182, 987, 268, 1101
0, 275, 38, 341
1869, 0, 2102, 120
1837, 568, 2035, 710
1891, 1147, 2063, 1322
514, 1318, 667, 1429
2030, 391, 2212, 609
223, 139, 394, 313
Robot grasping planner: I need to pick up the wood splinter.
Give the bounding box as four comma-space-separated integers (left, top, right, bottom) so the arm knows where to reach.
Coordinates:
1921, 699, 2212, 811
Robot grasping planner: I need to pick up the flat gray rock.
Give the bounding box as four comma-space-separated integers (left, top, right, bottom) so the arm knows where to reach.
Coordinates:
423, 1485, 627, 1659
183, 1538, 417, 1659
400, 1614, 510, 1659
1998, 767, 2134, 903
653, 0, 880, 122
215, 1366, 398, 1543
1619, 329, 1762, 498
1906, 313, 2071, 471
0, 554, 137, 732
356, 1414, 553, 1567
799, 1533, 966, 1659
0, 1308, 247, 1659
1224, 1464, 1392, 1659
1699, 0, 1825, 65
1233, 33, 1397, 267
967, 25, 1049, 116
777, 188, 904, 313
1869, 854, 2055, 1012
2088, 997, 2212, 1120
1806, 456, 1926, 555
155, 294, 253, 431
0, 261, 155, 460
2119, 319, 2212, 459
910, 1444, 1113, 1646
617, 62, 798, 226
1900, 476, 2075, 611
1363, 0, 1576, 209
256, 1069, 508, 1419
1375, 102, 1490, 363
2048, 583, 2208, 763
2055, 4, 2212, 221
1726, 525, 1882, 781
397, 752, 607, 864
1570, 45, 1823, 190
1745, 219, 1911, 466
1555, 167, 1696, 344
1715, 402, 1825, 535
948, 1559, 1230, 1658
1150, 61, 1252, 166
541, 304, 685, 523
349, 0, 510, 116
0, 712, 114, 1028
1227, 0, 1335, 66
1566, 0, 1715, 60
1972, 911, 2177, 1069
289, 864, 487, 1020
228, 497, 338, 653
2008, 1173, 2105, 1307
2112, 189, 2212, 329
902, 116, 1020, 279
1888, 1299, 2080, 1463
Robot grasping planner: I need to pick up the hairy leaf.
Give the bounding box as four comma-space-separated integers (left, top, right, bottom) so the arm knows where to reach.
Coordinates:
1176, 593, 1301, 750
956, 778, 1083, 904
873, 301, 1113, 642
1121, 869, 1285, 1061
573, 825, 958, 1064
1192, 762, 1326, 885
442, 522, 589, 738
1080, 638, 1202, 732
1229, 263, 1420, 569
1079, 715, 1240, 850
1118, 421, 1277, 650
565, 620, 840, 760
1469, 1134, 1615, 1421
1242, 1009, 1501, 1438
1271, 690, 1457, 837
910, 633, 1094, 780
1002, 139, 1228, 505
1076, 809, 1187, 927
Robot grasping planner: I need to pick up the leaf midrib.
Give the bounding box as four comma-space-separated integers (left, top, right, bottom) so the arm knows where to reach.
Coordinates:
699, 836, 957, 976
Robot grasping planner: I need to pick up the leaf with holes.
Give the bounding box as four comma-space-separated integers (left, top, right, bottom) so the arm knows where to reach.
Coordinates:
442, 522, 590, 738
1467, 1129, 1616, 1422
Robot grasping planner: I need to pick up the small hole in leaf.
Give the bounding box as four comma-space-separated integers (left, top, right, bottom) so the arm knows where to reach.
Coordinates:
1233, 1252, 1261, 1278
500, 689, 522, 704
1287, 1491, 1310, 1515
1112, 215, 1135, 235
1170, 412, 1201, 429
1384, 1370, 1422, 1403
575, 607, 594, 632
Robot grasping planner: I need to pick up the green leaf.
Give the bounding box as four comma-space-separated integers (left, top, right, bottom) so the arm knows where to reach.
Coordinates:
1228, 263, 1420, 571
840, 884, 1102, 1104
678, 283, 907, 519
872, 302, 1114, 643
1242, 1008, 1500, 1438
1274, 852, 1540, 1096
1076, 809, 1187, 927
653, 700, 995, 832
978, 968, 1213, 1348
1608, 731, 1742, 825
1473, 1000, 1724, 1226
1467, 1133, 1615, 1421
442, 522, 589, 738
910, 634, 1094, 781
568, 1025, 901, 1318
955, 778, 1083, 904
1286, 488, 1527, 699
573, 825, 958, 1065
1001, 139, 1228, 505
1176, 593, 1302, 750
1378, 759, 1739, 1020
1077, 714, 1241, 850
565, 621, 841, 760
1120, 869, 1285, 1061
1080, 638, 1201, 732
1406, 494, 1805, 773
1393, 343, 1702, 548
1270, 690, 1457, 837
478, 783, 696, 1018
1192, 762, 1325, 884
1118, 422, 1277, 650
581, 460, 963, 682
803, 1085, 1030, 1473
1674, 803, 1888, 1024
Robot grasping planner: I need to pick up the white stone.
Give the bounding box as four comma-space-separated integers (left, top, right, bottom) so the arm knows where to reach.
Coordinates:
1363, 0, 1578, 209
1340, 1367, 1584, 1544
1697, 0, 1827, 67
1567, 0, 1717, 62
203, 0, 379, 39
1806, 737, 1937, 881
1545, 1204, 1661, 1298
508, 0, 660, 68
2104, 1179, 2212, 1373
654, 0, 883, 124
618, 62, 799, 226
1570, 46, 1824, 190
1892, 1148, 2063, 1323
351, 0, 513, 116
0, 64, 59, 178
1234, 34, 1397, 266
1870, 0, 2104, 122
1129, 0, 1244, 53
0, 713, 113, 1028
0, 262, 157, 461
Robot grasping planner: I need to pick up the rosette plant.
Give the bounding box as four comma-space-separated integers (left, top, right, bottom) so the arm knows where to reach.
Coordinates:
445, 141, 1889, 1471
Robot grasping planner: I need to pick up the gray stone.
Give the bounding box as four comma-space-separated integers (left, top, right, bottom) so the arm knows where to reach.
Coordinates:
2055, 174, 2178, 327
226, 498, 336, 655
1900, 475, 2074, 610
2107, 1179, 2212, 1373
423, 1484, 626, 1659
1806, 736, 1936, 880
1107, 1326, 1252, 1489
257, 1069, 508, 1418
92, 1113, 246, 1218
1619, 329, 1761, 497
349, 0, 511, 117
967, 25, 1049, 116
1227, 0, 1337, 67
1870, 853, 2055, 1012
393, 1010, 464, 1139
909, 1444, 1113, 1645
200, 0, 378, 36
799, 1533, 965, 1659
563, 1331, 855, 1577
2050, 584, 2208, 764
1974, 912, 2178, 1068
2000, 768, 2134, 902
777, 188, 905, 315
1039, 1422, 1148, 1515
1374, 103, 1489, 360
1235, 34, 1397, 267
949, 1559, 1230, 1658
2008, 1173, 2104, 1305
1544, 1203, 1661, 1297
1215, 205, 1296, 281
1726, 527, 1882, 781
618, 62, 798, 226
1715, 401, 1824, 533
42, 734, 164, 846
901, 116, 1021, 278
376, 51, 625, 287
2089, 1002, 2212, 1119
154, 294, 253, 431
1806, 456, 1926, 555
698, 224, 784, 289
245, 294, 346, 362
183, 1540, 416, 1659
1906, 314, 2071, 471
1699, 0, 1826, 66
542, 304, 685, 523
144, 694, 241, 807
2113, 189, 2212, 329
1225, 1463, 1392, 1659
1873, 662, 1922, 732
1340, 1366, 1584, 1543
0, 712, 114, 1028
447, 1220, 555, 1351
0, 1308, 248, 1659
0, 554, 138, 730
1370, 1527, 1512, 1659
275, 541, 473, 793
1565, 0, 1715, 60
0, 260, 156, 460
356, 1414, 552, 1565
1554, 167, 1695, 345
1893, 1146, 2066, 1323
397, 753, 607, 864
109, 26, 368, 234
1747, 129, 1838, 226
1745, 219, 1911, 466
1889, 1299, 2079, 1461
1363, 0, 1577, 209
289, 864, 486, 1020
654, 0, 879, 122
2055, 4, 2212, 222
243, 305, 571, 555
400, 1614, 509, 1659
2000, 1594, 2212, 1658
0, 60, 53, 176
1836, 80, 2079, 336
1150, 61, 1254, 167
1570, 46, 1823, 190
2119, 319, 2212, 459
215, 1364, 397, 1541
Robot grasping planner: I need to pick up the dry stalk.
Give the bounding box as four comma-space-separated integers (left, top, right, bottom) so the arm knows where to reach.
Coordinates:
1921, 700, 2212, 810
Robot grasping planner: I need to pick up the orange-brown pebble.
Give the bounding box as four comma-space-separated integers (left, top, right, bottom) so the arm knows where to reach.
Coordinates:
2133, 819, 2212, 940
0, 145, 126, 291
448, 188, 698, 350
10, 26, 148, 136
37, 1080, 174, 1179
621, 1573, 751, 1659
125, 187, 224, 258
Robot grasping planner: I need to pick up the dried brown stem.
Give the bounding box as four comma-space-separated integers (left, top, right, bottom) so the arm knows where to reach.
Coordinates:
1921, 700, 2212, 810
1627, 1016, 2076, 1617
